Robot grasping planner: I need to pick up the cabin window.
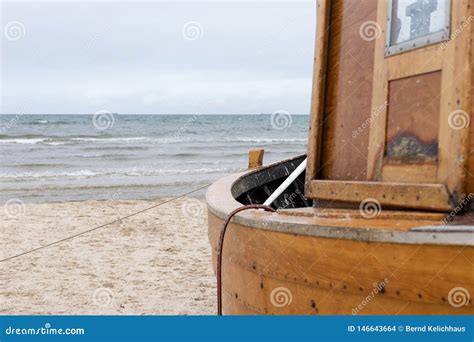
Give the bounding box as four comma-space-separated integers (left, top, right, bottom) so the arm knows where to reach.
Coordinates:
385, 0, 451, 56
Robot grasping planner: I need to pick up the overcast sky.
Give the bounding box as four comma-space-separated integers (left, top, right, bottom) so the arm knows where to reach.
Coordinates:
0, 1, 316, 114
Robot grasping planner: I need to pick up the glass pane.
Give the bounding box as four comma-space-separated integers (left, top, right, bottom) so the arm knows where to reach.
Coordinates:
390, 0, 447, 46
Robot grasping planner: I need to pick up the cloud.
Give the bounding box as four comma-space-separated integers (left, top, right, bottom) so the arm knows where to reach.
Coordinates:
0, 1, 315, 114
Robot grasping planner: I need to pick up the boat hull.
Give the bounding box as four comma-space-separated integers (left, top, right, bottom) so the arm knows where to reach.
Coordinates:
208, 213, 473, 315
207, 157, 474, 315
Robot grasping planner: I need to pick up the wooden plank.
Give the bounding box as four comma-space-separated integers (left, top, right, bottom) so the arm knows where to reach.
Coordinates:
305, 0, 331, 195
437, 0, 471, 202
366, 0, 389, 181
319, 0, 377, 181
385, 72, 441, 160
387, 45, 443, 81
248, 149, 264, 169
382, 163, 438, 184
467, 2, 474, 194
307, 180, 452, 211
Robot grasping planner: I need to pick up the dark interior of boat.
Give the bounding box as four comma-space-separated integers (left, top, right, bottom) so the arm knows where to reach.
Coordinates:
232, 155, 312, 209
231, 154, 474, 224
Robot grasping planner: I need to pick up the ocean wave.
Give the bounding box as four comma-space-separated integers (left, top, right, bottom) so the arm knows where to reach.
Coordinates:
3, 163, 70, 168
71, 137, 152, 142
80, 146, 150, 151
224, 137, 306, 143
0, 167, 239, 179
0, 138, 69, 145
0, 135, 306, 145
27, 119, 73, 125
1, 138, 47, 144
1, 180, 212, 192
0, 136, 153, 145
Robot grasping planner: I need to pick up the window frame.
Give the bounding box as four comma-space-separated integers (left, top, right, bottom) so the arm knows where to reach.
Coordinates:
385, 0, 451, 57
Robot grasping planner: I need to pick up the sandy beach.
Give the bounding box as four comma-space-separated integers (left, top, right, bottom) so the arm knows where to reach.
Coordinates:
0, 197, 216, 315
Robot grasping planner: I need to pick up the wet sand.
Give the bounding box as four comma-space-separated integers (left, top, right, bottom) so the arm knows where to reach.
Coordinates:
0, 198, 216, 315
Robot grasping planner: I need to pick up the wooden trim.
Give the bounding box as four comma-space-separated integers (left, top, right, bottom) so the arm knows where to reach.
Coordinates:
382, 163, 438, 184
468, 0, 474, 194
437, 0, 471, 202
387, 45, 443, 81
366, 0, 389, 181
307, 180, 452, 211
305, 0, 331, 196
248, 149, 264, 169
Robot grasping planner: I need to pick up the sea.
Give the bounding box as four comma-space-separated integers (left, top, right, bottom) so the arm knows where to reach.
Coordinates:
0, 114, 308, 203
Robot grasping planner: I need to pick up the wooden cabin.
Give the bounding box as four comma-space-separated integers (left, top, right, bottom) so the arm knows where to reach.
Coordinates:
207, 0, 473, 315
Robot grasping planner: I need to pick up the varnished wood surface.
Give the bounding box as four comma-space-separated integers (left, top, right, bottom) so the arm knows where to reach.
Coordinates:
386, 72, 441, 160
208, 212, 474, 315
382, 72, 442, 183
307, 180, 452, 211
319, 0, 377, 181
306, 0, 473, 211
279, 207, 447, 231
366, 0, 390, 181
436, 0, 472, 200
209, 160, 472, 243
382, 163, 438, 184
248, 149, 264, 169
467, 2, 474, 195
387, 44, 444, 80
305, 0, 331, 193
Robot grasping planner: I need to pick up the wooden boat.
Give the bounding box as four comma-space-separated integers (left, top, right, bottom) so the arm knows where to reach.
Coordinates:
207, 0, 474, 315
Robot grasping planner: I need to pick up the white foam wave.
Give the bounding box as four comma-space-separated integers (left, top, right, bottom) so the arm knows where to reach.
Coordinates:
0, 136, 306, 145
225, 137, 306, 143
71, 137, 152, 142
0, 167, 236, 179
0, 138, 45, 144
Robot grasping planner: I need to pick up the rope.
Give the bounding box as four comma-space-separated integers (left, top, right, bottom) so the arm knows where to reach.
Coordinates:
0, 183, 211, 264
216, 204, 276, 315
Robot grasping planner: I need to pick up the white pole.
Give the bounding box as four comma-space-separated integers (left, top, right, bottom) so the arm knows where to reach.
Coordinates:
263, 158, 307, 206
